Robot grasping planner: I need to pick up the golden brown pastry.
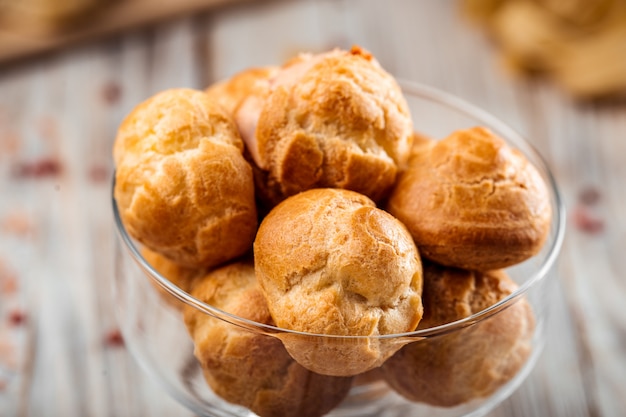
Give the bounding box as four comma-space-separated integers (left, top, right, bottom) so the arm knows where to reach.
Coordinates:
113, 88, 258, 269
205, 66, 279, 116
254, 188, 423, 376
183, 261, 353, 417
382, 263, 535, 407
387, 126, 552, 271
237, 46, 414, 203
205, 66, 289, 212
409, 131, 434, 153
352, 367, 384, 387
140, 246, 203, 296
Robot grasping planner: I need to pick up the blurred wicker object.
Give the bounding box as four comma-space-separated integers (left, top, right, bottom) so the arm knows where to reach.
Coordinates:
462, 0, 626, 99
0, 0, 247, 63
0, 0, 112, 36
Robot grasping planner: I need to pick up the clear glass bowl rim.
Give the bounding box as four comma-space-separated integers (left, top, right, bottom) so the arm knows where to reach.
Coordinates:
111, 80, 566, 341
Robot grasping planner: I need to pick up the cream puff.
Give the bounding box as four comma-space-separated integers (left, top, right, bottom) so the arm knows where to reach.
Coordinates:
235, 46, 414, 204
113, 88, 258, 269
183, 261, 353, 417
382, 263, 535, 407
254, 188, 423, 376
387, 126, 552, 271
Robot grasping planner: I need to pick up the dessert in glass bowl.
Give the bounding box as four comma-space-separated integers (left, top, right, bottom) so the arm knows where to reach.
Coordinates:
112, 46, 565, 417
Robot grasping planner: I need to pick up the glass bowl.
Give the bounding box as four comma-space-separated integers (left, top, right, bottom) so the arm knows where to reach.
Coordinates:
111, 81, 565, 417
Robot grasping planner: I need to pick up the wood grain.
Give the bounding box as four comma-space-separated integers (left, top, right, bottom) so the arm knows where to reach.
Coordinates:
0, 0, 624, 416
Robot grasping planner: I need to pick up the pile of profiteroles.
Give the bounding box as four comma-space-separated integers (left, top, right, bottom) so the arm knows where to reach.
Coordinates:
113, 46, 552, 417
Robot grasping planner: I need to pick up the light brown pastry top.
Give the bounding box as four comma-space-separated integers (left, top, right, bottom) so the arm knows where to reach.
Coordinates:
185, 261, 273, 330
407, 131, 435, 160
254, 188, 423, 337
417, 263, 522, 328
205, 66, 279, 116
140, 247, 203, 294
205, 66, 279, 167
387, 126, 552, 271
382, 263, 535, 407
113, 88, 258, 269
184, 261, 352, 417
113, 88, 243, 167
242, 46, 414, 203
205, 66, 286, 211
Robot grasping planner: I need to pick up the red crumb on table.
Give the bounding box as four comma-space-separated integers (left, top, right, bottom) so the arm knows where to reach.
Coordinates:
36, 117, 60, 143
102, 82, 122, 105
0, 338, 16, 369
578, 186, 601, 206
0, 379, 6, 391
104, 329, 125, 347
0, 260, 19, 294
7, 310, 27, 326
1, 211, 35, 238
88, 164, 110, 183
1, 276, 18, 295
13, 157, 62, 179
572, 205, 604, 234
0, 131, 21, 155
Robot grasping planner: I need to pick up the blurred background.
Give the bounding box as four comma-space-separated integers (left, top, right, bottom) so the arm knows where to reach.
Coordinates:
0, 0, 625, 416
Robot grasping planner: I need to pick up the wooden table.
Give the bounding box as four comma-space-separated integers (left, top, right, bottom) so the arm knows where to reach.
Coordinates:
1, 0, 625, 416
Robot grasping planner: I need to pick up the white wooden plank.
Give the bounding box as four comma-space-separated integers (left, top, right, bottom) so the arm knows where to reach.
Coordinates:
207, 0, 345, 82
0, 1, 624, 416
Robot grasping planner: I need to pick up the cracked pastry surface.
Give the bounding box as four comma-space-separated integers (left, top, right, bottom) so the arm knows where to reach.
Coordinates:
113, 88, 258, 269
382, 263, 535, 407
254, 188, 423, 336
238, 46, 413, 204
205, 66, 288, 212
183, 261, 352, 417
254, 188, 423, 376
387, 126, 552, 271
205, 66, 279, 116
205, 66, 278, 167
